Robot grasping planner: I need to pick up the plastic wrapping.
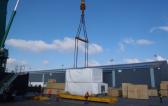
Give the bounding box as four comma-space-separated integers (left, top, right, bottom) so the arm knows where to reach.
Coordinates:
66, 68, 103, 83
65, 82, 108, 96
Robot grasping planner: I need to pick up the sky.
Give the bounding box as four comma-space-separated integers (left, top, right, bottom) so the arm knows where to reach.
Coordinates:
5, 0, 168, 71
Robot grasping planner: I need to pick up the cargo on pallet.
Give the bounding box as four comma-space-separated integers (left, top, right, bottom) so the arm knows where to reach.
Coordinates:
160, 81, 168, 97
46, 83, 65, 89
66, 68, 103, 83
122, 83, 132, 98
148, 89, 158, 96
65, 68, 108, 96
43, 82, 65, 95
43, 88, 64, 95
65, 82, 108, 96
108, 88, 122, 97
122, 83, 149, 99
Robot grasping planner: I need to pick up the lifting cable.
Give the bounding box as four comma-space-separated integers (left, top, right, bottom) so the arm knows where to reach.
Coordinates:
74, 0, 89, 68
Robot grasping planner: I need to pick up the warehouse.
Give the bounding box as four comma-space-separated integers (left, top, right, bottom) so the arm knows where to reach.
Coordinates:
29, 60, 168, 89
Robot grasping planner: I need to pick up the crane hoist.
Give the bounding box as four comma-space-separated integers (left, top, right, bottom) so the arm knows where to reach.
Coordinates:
74, 0, 89, 68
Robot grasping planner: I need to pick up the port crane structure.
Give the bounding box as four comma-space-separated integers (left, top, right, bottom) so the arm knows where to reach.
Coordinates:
0, 0, 20, 73
0, 0, 29, 101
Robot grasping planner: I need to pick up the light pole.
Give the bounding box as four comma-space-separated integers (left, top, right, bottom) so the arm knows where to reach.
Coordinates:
61, 64, 64, 70
110, 59, 114, 65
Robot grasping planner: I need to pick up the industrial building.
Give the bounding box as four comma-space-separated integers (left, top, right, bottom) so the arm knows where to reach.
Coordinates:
29, 60, 168, 89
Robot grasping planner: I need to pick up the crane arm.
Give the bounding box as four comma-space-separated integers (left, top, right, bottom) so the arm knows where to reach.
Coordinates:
0, 0, 20, 48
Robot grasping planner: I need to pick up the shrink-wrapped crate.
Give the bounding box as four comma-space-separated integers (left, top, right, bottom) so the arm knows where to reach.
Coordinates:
66, 68, 103, 83
65, 82, 108, 96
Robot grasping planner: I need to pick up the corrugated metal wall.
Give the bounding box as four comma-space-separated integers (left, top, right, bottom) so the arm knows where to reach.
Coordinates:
103, 72, 112, 87
29, 72, 65, 83
29, 61, 168, 89
115, 68, 151, 87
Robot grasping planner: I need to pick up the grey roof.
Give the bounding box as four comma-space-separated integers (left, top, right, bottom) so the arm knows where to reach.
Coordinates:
28, 61, 167, 74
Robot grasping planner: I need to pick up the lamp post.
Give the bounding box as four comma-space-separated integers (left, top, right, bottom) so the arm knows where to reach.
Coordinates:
61, 64, 64, 70
110, 59, 114, 65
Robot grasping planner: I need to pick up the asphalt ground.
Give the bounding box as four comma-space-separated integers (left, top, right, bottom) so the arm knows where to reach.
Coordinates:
0, 97, 168, 106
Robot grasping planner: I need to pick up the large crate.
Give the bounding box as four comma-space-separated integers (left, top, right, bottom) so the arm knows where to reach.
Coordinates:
136, 85, 148, 99
122, 83, 149, 99
108, 88, 121, 97
48, 79, 56, 83
66, 68, 103, 83
160, 83, 168, 90
127, 84, 138, 99
46, 83, 65, 90
148, 89, 158, 96
65, 82, 108, 96
160, 81, 168, 97
122, 83, 132, 98
43, 88, 64, 95
160, 90, 168, 97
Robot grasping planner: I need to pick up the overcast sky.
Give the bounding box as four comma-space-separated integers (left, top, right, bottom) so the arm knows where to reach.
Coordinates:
5, 0, 168, 71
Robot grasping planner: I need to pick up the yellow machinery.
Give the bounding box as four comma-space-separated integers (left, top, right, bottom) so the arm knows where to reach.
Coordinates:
59, 93, 118, 104
33, 96, 49, 101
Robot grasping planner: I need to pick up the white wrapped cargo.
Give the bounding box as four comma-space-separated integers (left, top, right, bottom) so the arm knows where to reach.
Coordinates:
65, 82, 108, 96
66, 68, 103, 83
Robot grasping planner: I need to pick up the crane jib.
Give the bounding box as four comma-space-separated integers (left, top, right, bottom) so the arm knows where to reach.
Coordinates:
0, 11, 16, 48
0, 0, 20, 48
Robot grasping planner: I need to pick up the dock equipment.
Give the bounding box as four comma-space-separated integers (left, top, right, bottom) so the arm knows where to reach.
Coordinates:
0, 0, 29, 101
0, 0, 20, 73
59, 93, 118, 104
0, 0, 20, 91
0, 0, 9, 73
74, 0, 89, 68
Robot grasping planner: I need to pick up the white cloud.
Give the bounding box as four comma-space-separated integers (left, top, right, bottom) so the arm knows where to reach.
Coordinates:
7, 58, 27, 65
88, 60, 101, 66
123, 38, 154, 45
6, 37, 103, 55
124, 58, 141, 64
154, 54, 167, 61
43, 60, 49, 65
124, 55, 167, 64
145, 58, 155, 62
123, 38, 135, 44
7, 58, 17, 64
151, 26, 168, 32
6, 58, 27, 72
136, 39, 154, 45
119, 38, 154, 51
88, 44, 103, 54
119, 42, 125, 52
